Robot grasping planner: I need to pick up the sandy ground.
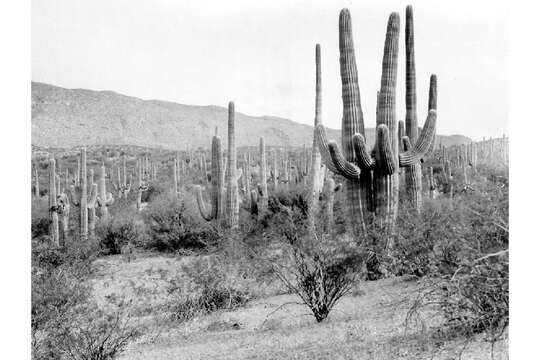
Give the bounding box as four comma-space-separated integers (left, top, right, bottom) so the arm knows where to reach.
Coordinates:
90, 253, 508, 360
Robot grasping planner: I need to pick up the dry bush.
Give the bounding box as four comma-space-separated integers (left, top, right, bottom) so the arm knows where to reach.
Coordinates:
403, 166, 508, 344
142, 191, 219, 252
96, 216, 146, 255
53, 303, 141, 360
167, 255, 251, 322
266, 199, 364, 322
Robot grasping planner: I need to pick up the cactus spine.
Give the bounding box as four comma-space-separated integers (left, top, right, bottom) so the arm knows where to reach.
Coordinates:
225, 101, 239, 229
195, 134, 224, 222
48, 159, 60, 246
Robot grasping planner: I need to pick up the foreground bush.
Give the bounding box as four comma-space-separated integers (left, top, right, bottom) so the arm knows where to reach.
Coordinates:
96, 216, 146, 255
143, 192, 218, 252
167, 255, 251, 321
266, 198, 364, 322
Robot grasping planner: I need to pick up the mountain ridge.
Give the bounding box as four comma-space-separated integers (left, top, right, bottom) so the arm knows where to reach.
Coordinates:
31, 81, 471, 150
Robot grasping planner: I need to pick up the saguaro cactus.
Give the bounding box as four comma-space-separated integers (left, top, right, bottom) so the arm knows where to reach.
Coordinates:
34, 164, 40, 197
258, 137, 268, 218
48, 159, 60, 246
136, 158, 149, 211
97, 163, 114, 218
307, 44, 324, 228
69, 148, 89, 241
195, 135, 224, 222
87, 183, 98, 238
57, 168, 70, 245
403, 5, 424, 211
225, 101, 239, 229
315, 9, 437, 236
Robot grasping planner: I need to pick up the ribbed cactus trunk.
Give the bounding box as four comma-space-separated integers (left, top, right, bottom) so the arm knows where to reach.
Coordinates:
272, 150, 278, 190
195, 135, 224, 222
258, 137, 268, 219
322, 177, 336, 234
49, 159, 60, 246
173, 158, 179, 197
373, 13, 400, 228
98, 163, 113, 218
243, 153, 251, 197
34, 164, 40, 197
315, 8, 437, 246
87, 183, 98, 239
137, 159, 143, 211
308, 44, 324, 228
79, 148, 88, 241
225, 102, 239, 229
428, 167, 436, 199
340, 10, 369, 236
60, 168, 70, 244
122, 154, 128, 199
404, 5, 423, 212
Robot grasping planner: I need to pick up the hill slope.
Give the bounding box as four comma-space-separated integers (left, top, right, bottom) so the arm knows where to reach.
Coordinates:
31, 82, 469, 150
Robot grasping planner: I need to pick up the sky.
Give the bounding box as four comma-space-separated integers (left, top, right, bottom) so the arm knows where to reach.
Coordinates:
32, 0, 507, 140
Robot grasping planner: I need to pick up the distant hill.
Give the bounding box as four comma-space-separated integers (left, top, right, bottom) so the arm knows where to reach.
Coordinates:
31, 82, 470, 150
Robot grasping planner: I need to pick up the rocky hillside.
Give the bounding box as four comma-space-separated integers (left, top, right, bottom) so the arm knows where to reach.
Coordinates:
32, 82, 469, 150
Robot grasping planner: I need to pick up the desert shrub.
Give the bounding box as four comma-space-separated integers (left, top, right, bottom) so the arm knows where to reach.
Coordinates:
167, 255, 251, 321
31, 198, 50, 239
142, 192, 217, 252
267, 202, 364, 322
96, 216, 146, 255
404, 166, 508, 343
141, 182, 165, 203
31, 238, 98, 360
53, 303, 141, 360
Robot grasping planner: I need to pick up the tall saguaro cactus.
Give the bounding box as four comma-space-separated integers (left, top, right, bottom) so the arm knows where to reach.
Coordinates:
97, 163, 114, 218
69, 148, 89, 241
307, 44, 324, 227
34, 164, 40, 197
315, 9, 437, 237
258, 137, 268, 218
225, 101, 239, 229
403, 5, 424, 211
48, 159, 60, 246
195, 135, 224, 222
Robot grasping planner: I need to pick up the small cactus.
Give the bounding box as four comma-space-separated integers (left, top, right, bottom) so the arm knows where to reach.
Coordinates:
48, 159, 60, 246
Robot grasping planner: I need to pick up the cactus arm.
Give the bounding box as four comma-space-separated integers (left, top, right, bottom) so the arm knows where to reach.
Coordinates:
374, 124, 396, 175
195, 185, 213, 221
352, 133, 375, 169
402, 136, 412, 151
327, 142, 361, 180
314, 124, 339, 173
399, 109, 437, 166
